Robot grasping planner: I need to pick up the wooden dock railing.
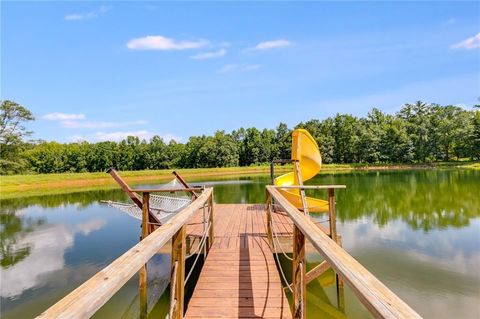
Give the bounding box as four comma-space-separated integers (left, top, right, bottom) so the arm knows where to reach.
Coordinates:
36, 187, 214, 319
266, 185, 422, 319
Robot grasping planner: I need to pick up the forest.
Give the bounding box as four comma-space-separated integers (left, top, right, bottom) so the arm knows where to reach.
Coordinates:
1, 100, 479, 174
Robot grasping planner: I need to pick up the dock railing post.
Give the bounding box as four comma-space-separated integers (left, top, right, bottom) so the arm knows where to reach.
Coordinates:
139, 192, 150, 319
170, 224, 186, 319
292, 225, 306, 319
327, 188, 337, 242
328, 188, 345, 311
266, 191, 273, 249
208, 192, 214, 252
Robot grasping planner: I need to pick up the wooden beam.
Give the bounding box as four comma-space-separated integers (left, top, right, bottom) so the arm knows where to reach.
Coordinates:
208, 193, 214, 251
107, 168, 142, 207
139, 193, 150, 319
173, 170, 199, 199
171, 225, 186, 319
336, 235, 345, 312
267, 186, 422, 319
266, 192, 273, 248
292, 226, 306, 319
328, 188, 344, 311
328, 188, 338, 243
35, 188, 213, 319
305, 260, 330, 284
139, 264, 147, 319
286, 260, 331, 292
141, 193, 150, 240
107, 168, 161, 225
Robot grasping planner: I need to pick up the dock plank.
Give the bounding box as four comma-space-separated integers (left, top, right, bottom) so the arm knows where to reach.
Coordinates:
184, 204, 293, 319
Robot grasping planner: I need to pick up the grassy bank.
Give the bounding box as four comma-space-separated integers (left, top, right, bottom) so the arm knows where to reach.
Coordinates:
1, 162, 478, 199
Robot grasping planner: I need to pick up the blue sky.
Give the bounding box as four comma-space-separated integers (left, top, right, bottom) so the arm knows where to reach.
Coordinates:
2, 1, 479, 143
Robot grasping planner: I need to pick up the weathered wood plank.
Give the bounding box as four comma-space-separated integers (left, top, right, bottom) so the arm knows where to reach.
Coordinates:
189, 297, 286, 308
185, 203, 292, 319
185, 306, 291, 318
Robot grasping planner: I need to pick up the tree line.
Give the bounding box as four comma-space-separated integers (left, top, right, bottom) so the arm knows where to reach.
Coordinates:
1, 100, 479, 174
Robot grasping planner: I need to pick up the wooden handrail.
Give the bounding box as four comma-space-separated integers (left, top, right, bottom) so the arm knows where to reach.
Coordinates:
266, 186, 422, 319
36, 188, 213, 319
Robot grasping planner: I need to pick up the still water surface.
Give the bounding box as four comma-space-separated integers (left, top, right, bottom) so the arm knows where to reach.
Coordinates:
1, 170, 479, 318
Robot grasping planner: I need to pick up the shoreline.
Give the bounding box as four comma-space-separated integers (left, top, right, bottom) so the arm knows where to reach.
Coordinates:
1, 162, 478, 199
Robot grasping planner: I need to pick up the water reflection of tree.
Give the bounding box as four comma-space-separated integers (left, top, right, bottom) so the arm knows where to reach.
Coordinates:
0, 189, 127, 211
0, 209, 45, 268
311, 170, 480, 232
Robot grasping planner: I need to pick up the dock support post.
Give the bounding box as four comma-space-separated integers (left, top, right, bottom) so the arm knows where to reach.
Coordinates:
328, 188, 345, 312
139, 192, 150, 319
171, 225, 186, 319
270, 161, 275, 185
266, 192, 273, 248
207, 192, 214, 252
292, 226, 306, 319
328, 189, 337, 242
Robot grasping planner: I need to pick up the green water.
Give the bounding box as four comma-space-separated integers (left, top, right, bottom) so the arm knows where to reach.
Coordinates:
1, 170, 479, 318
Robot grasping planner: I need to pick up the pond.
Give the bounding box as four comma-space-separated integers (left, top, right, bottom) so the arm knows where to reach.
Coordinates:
1, 169, 479, 319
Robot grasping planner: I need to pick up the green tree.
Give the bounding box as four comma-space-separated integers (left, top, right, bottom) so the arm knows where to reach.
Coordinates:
0, 100, 35, 174
242, 128, 262, 165
24, 142, 64, 173
274, 123, 292, 160
148, 136, 169, 169
471, 106, 480, 160
333, 114, 359, 163
397, 101, 434, 162
431, 105, 472, 161
381, 118, 414, 163
212, 131, 239, 167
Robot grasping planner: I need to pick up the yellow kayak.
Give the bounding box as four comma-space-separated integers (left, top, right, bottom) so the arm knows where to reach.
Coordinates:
274, 129, 329, 213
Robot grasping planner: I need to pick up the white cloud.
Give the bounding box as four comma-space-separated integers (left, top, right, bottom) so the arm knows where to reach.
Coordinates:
64, 5, 110, 21
42, 113, 147, 129
92, 130, 153, 142
126, 35, 208, 51
451, 33, 480, 50
251, 39, 292, 50
0, 224, 74, 298
219, 64, 239, 73
60, 120, 147, 129
71, 131, 181, 143
219, 64, 261, 73
243, 64, 261, 71
161, 134, 182, 142
42, 112, 86, 121
75, 218, 106, 236
190, 48, 226, 60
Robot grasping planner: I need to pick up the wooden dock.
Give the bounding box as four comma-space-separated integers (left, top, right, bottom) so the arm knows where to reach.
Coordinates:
37, 186, 422, 319
185, 204, 293, 318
